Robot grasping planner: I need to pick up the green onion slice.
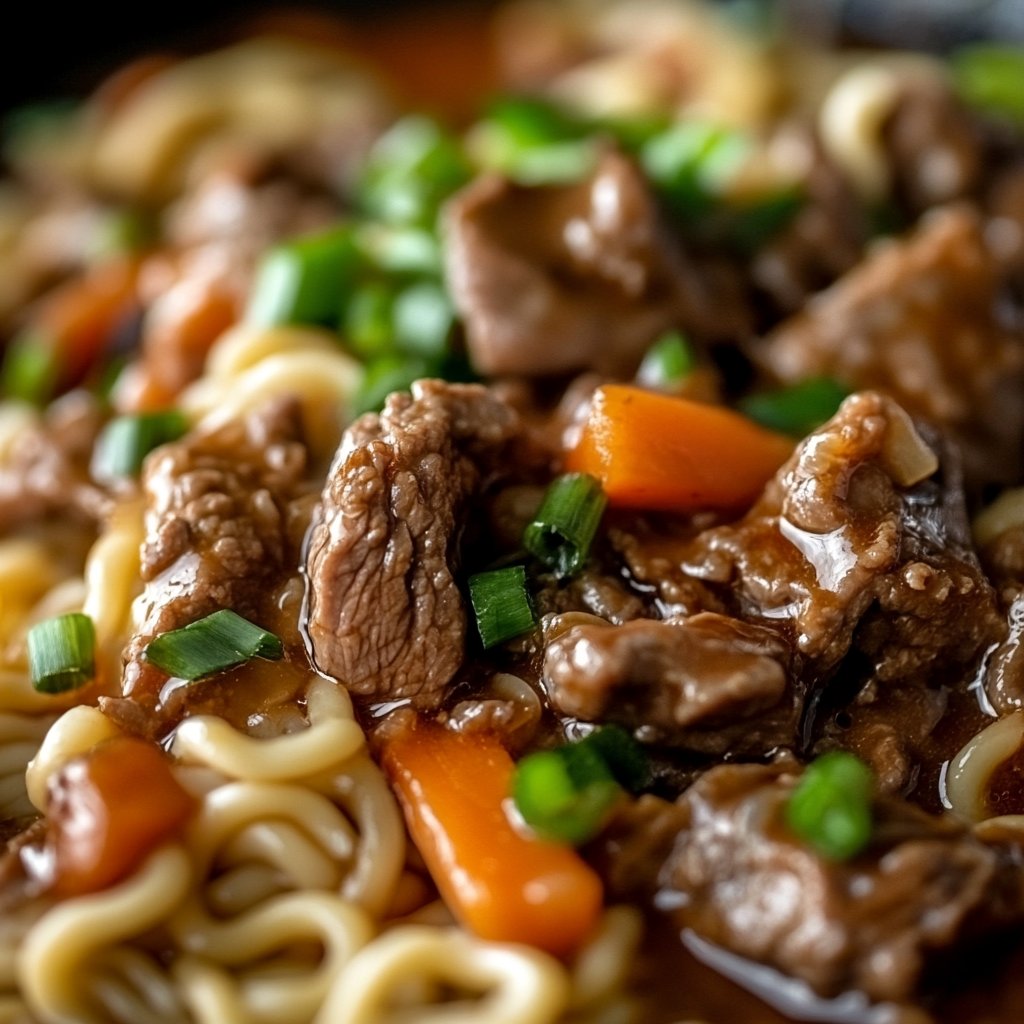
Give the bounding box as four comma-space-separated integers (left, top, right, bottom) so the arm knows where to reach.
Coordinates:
2, 331, 58, 404
512, 745, 621, 845
28, 612, 96, 694
523, 473, 607, 577
739, 377, 849, 437
92, 410, 189, 482
143, 609, 283, 681
394, 281, 455, 359
511, 726, 649, 845
467, 566, 536, 649
246, 225, 358, 328
785, 751, 874, 861
636, 330, 696, 390
952, 45, 1024, 125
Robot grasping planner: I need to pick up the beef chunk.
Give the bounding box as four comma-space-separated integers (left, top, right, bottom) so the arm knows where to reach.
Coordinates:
683, 392, 1002, 692
443, 149, 748, 378
542, 613, 794, 755
304, 380, 519, 709
636, 763, 1024, 1004
121, 399, 308, 703
0, 392, 108, 534
757, 206, 1024, 488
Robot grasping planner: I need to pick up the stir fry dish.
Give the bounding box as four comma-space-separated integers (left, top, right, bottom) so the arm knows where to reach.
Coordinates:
2, 1, 1024, 1021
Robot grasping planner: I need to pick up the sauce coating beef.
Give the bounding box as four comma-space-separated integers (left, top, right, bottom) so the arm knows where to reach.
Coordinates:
603, 763, 1024, 1007
121, 399, 309, 706
304, 380, 519, 708
542, 612, 794, 755
444, 148, 748, 377
757, 206, 1024, 488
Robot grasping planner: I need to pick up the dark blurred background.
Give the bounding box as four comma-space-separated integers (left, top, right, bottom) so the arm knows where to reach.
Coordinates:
1, 0, 1022, 113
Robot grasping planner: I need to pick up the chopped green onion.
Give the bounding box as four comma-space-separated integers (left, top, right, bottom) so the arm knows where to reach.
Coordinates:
512, 744, 621, 845
393, 281, 454, 359
246, 225, 358, 328
581, 724, 651, 793
786, 752, 874, 860
91, 410, 189, 481
343, 281, 397, 359
641, 122, 751, 220
358, 116, 471, 227
483, 96, 586, 149
739, 377, 849, 437
28, 612, 96, 694
143, 609, 283, 681
723, 186, 803, 251
357, 223, 443, 275
2, 331, 58, 404
636, 330, 696, 389
468, 566, 536, 649
511, 726, 648, 845
952, 45, 1024, 125
523, 473, 607, 577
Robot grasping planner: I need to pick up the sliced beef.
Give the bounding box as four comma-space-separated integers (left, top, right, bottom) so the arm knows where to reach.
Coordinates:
607, 762, 1024, 1005
443, 148, 749, 378
978, 520, 1024, 714
0, 391, 108, 534
757, 206, 1024, 488
121, 398, 309, 704
683, 392, 1002, 694
542, 613, 794, 755
304, 380, 519, 709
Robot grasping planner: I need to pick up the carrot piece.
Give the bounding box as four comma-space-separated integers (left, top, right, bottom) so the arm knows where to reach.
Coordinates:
566, 383, 794, 512
382, 722, 603, 957
36, 256, 139, 388
49, 736, 195, 897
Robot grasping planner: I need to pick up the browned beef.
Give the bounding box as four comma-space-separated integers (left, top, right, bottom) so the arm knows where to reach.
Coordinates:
611, 762, 1024, 1005
443, 149, 749, 378
0, 392, 108, 534
542, 613, 794, 754
978, 522, 1024, 714
757, 206, 1024, 488
682, 392, 1002, 695
304, 380, 519, 709
121, 399, 309, 703
883, 79, 983, 214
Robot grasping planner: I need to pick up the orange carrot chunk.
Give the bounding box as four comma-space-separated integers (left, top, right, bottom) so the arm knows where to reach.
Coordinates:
566, 383, 793, 512
49, 735, 195, 897
382, 721, 603, 958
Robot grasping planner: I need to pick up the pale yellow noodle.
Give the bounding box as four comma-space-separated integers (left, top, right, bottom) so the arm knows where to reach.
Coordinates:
18, 845, 192, 1024
321, 926, 571, 1024
946, 712, 1024, 822
0, 712, 56, 818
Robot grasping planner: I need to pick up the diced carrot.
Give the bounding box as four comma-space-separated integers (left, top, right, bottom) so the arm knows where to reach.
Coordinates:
49, 736, 195, 897
382, 721, 603, 958
36, 256, 139, 387
566, 383, 794, 512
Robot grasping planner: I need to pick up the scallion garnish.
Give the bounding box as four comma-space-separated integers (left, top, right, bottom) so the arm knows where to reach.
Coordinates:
91, 410, 189, 482
467, 566, 536, 648
246, 225, 358, 328
343, 281, 397, 359
785, 752, 874, 861
636, 330, 696, 390
143, 609, 283, 681
511, 726, 649, 845
952, 45, 1024, 126
739, 377, 849, 438
523, 473, 607, 577
394, 281, 455, 359
1, 331, 57, 404
28, 612, 96, 694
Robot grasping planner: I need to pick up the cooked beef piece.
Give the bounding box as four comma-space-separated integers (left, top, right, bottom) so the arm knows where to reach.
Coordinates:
977, 522, 1024, 714
121, 399, 309, 704
602, 762, 1024, 1005
443, 149, 749, 378
682, 391, 1001, 702
542, 613, 794, 754
0, 391, 108, 534
883, 79, 983, 215
756, 206, 1024, 488
304, 380, 520, 709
